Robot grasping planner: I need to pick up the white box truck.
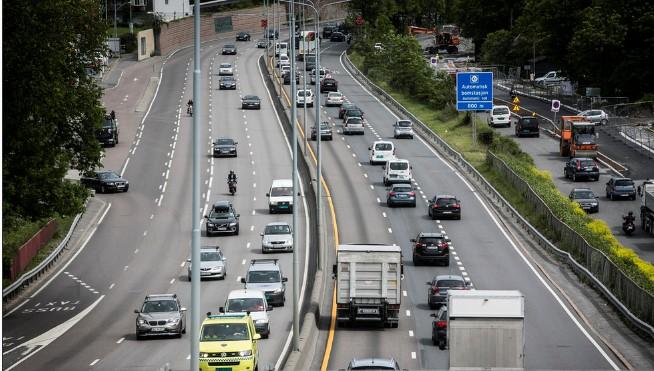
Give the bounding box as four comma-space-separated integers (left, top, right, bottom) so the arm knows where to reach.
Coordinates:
448, 290, 525, 370
333, 244, 402, 328
298, 30, 317, 61
640, 182, 654, 236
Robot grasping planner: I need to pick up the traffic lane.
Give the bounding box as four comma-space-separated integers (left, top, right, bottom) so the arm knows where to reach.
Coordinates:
323, 47, 616, 369
492, 123, 654, 262
494, 88, 654, 179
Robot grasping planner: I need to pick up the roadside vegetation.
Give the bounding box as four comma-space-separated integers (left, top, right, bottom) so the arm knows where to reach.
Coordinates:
3, 0, 108, 278
347, 25, 654, 294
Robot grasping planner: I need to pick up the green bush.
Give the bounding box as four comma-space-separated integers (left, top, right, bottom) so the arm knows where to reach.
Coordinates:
477, 126, 495, 145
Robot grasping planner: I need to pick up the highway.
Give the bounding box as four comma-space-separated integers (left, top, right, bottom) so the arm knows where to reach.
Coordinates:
272, 40, 622, 370
2, 39, 308, 370
492, 88, 654, 263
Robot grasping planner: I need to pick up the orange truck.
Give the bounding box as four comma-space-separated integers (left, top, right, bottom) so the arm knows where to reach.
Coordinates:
559, 115, 598, 158
408, 26, 460, 54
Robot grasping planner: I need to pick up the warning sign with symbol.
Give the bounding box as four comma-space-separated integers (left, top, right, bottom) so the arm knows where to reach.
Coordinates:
512, 96, 520, 104
513, 105, 520, 112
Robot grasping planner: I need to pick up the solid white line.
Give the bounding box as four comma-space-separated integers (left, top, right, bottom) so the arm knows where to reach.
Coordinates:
116, 337, 125, 344
29, 204, 111, 299
90, 359, 100, 366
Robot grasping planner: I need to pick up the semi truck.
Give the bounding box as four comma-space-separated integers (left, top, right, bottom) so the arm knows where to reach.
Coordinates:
640, 182, 654, 236
333, 244, 402, 328
298, 30, 317, 61
448, 290, 525, 370
559, 115, 598, 158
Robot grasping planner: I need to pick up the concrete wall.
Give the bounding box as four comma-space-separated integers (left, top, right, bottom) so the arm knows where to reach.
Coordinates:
156, 6, 284, 56
137, 29, 155, 61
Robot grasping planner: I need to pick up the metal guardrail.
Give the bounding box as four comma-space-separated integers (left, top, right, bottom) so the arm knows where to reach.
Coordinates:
3, 212, 83, 302
342, 52, 654, 338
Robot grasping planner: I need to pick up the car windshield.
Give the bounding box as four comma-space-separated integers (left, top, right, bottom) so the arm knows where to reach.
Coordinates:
615, 179, 634, 187
572, 190, 595, 199
397, 121, 412, 127
520, 118, 538, 126
436, 279, 465, 288
220, 63, 231, 68
215, 139, 234, 145
436, 198, 457, 206
98, 171, 120, 180
142, 300, 178, 313
102, 118, 113, 128
210, 207, 233, 218
320, 122, 330, 129
392, 186, 412, 193
347, 110, 362, 116
389, 162, 408, 171
328, 92, 342, 98
347, 118, 362, 125
221, 76, 234, 81
271, 186, 292, 196
226, 298, 265, 312
493, 107, 509, 115
265, 224, 291, 235
224, 45, 235, 48
201, 323, 249, 341
244, 95, 258, 101
419, 237, 444, 246
298, 90, 311, 97
375, 143, 393, 151
201, 251, 223, 261
247, 270, 281, 283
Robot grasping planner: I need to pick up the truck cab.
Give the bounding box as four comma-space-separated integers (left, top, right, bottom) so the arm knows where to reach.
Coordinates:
559, 115, 598, 157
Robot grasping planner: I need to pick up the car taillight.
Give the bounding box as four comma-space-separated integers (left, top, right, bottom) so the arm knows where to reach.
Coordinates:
415, 243, 424, 249
436, 321, 447, 328
432, 286, 440, 294
408, 192, 415, 196
432, 204, 439, 209
438, 242, 448, 249
576, 162, 581, 170
452, 204, 460, 209
389, 192, 396, 196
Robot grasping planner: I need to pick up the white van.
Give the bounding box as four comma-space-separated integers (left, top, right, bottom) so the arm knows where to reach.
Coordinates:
383, 159, 412, 186
296, 89, 314, 107
267, 179, 293, 213
277, 54, 290, 68
275, 42, 288, 57
222, 289, 272, 338
369, 140, 396, 165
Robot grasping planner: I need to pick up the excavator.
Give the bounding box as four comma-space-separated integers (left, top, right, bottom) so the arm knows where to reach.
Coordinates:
559, 115, 599, 158
408, 25, 459, 54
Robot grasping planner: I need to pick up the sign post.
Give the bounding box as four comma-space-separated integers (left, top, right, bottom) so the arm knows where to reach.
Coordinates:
456, 72, 493, 146
551, 99, 560, 126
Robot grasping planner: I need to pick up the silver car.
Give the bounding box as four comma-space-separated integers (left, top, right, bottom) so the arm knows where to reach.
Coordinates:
187, 246, 226, 280
393, 119, 414, 139
578, 109, 608, 125
135, 294, 186, 339
326, 91, 345, 106
241, 259, 288, 306
261, 222, 293, 253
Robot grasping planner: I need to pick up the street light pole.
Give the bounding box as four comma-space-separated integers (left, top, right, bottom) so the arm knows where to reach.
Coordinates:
190, 0, 201, 370
302, 6, 308, 153
114, 0, 117, 38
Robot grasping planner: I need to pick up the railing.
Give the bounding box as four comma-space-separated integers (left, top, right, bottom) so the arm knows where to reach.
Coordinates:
3, 212, 83, 303
342, 52, 654, 338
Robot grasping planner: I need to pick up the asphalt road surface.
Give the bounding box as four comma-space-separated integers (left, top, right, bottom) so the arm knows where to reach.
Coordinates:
492, 88, 654, 263
272, 40, 622, 370
2, 38, 307, 370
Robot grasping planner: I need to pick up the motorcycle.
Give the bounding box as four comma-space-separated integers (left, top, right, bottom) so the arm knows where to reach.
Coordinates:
228, 180, 237, 195
622, 218, 636, 235
187, 104, 193, 116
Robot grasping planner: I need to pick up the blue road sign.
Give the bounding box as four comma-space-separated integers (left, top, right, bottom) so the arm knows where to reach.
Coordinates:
456, 72, 493, 111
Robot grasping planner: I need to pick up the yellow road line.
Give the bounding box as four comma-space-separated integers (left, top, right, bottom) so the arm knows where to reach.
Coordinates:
268, 56, 339, 371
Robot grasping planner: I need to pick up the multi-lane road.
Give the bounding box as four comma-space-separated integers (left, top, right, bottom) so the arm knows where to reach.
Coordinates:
3, 39, 308, 370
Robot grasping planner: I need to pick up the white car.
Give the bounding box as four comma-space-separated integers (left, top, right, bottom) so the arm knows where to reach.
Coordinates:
222, 289, 272, 338
280, 65, 291, 75
534, 70, 566, 86
267, 179, 293, 213
369, 141, 396, 165
186, 246, 226, 281
488, 105, 511, 128
326, 92, 345, 106
343, 116, 365, 135
296, 89, 314, 107
393, 120, 414, 139
218, 63, 233, 75
578, 109, 609, 125
383, 159, 412, 186
261, 222, 293, 253
278, 54, 290, 68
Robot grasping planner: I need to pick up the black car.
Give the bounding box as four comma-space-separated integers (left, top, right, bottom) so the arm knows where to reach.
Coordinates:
342, 108, 364, 123
213, 137, 237, 157
304, 56, 316, 71
241, 95, 261, 110
283, 71, 300, 85
427, 195, 461, 220
265, 28, 279, 39
564, 157, 599, 181
338, 103, 357, 119
81, 170, 129, 193
96, 114, 119, 146
320, 78, 338, 93
256, 39, 269, 48
330, 32, 346, 42
322, 25, 335, 39
205, 201, 240, 236
427, 275, 468, 309
569, 188, 599, 213
311, 121, 333, 141
221, 44, 237, 55
515, 116, 540, 137
387, 184, 416, 207
431, 306, 448, 349
412, 232, 450, 266
236, 32, 251, 41
218, 76, 237, 90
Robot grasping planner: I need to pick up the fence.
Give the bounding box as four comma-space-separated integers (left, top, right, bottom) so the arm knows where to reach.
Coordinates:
5, 219, 58, 281
342, 52, 654, 338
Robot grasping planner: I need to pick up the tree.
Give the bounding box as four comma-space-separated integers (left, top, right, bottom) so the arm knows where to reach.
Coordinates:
3, 0, 107, 220
480, 29, 514, 65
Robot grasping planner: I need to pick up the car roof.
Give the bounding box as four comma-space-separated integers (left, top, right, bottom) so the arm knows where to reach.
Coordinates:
243, 95, 259, 99
570, 157, 594, 161
349, 358, 397, 368
373, 140, 393, 145
212, 200, 232, 208
145, 294, 177, 301
418, 232, 445, 237
203, 313, 253, 325
435, 194, 457, 199
200, 245, 222, 251
227, 289, 266, 299
248, 259, 280, 271
611, 177, 632, 181
388, 158, 409, 163
265, 221, 290, 227
571, 187, 593, 192
391, 184, 411, 189
434, 274, 464, 281
492, 105, 510, 110
271, 179, 292, 187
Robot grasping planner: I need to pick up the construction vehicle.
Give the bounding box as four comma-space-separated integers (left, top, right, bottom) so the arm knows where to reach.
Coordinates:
333, 244, 402, 328
408, 26, 460, 54
559, 115, 598, 158
640, 181, 654, 236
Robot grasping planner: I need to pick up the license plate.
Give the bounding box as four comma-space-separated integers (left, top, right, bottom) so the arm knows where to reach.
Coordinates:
279, 205, 288, 208
217, 226, 227, 230
399, 194, 407, 198
152, 327, 165, 332
216, 368, 232, 371
585, 167, 594, 171
442, 211, 451, 214
376, 155, 383, 158
358, 308, 379, 315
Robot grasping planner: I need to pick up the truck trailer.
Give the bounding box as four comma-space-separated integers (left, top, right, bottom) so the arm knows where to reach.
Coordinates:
333, 244, 402, 328
448, 290, 525, 370
640, 182, 654, 236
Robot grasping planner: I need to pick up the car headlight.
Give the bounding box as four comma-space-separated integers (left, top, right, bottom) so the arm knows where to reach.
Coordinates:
207, 223, 214, 227
168, 317, 180, 324
273, 288, 283, 293
255, 319, 268, 324
106, 182, 115, 185
137, 318, 147, 325
200, 352, 209, 358
229, 222, 237, 227
591, 202, 598, 206
239, 350, 253, 357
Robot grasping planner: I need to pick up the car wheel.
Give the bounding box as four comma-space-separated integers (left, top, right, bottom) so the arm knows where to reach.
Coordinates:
428, 302, 436, 310
412, 202, 416, 208
443, 260, 450, 267
234, 226, 239, 235
136, 333, 143, 340
572, 173, 577, 182
536, 133, 540, 138
412, 254, 420, 266
388, 201, 394, 208
124, 185, 129, 192
610, 193, 614, 201
391, 322, 399, 328
632, 195, 637, 201
601, 119, 608, 125
438, 339, 446, 350
431, 212, 437, 220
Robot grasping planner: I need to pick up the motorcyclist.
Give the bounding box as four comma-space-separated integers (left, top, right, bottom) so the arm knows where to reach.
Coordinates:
110, 110, 116, 120
187, 99, 193, 114
623, 211, 636, 224
227, 170, 237, 184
